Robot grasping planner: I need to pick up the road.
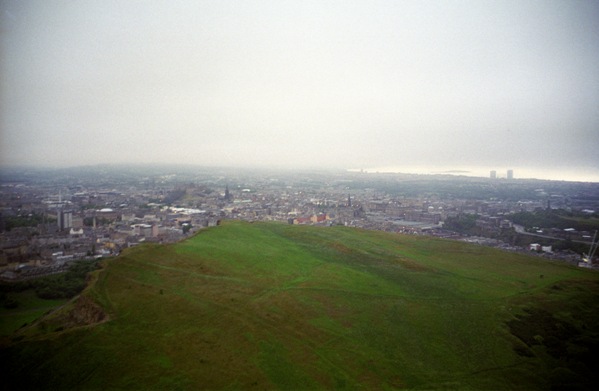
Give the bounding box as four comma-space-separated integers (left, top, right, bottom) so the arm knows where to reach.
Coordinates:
513, 224, 594, 245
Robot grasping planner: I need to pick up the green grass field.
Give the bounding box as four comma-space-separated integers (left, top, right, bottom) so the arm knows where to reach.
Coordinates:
0, 290, 68, 336
2, 221, 599, 390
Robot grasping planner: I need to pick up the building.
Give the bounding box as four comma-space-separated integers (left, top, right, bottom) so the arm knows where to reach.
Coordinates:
96, 208, 118, 221
490, 170, 497, 179
132, 223, 157, 238
529, 243, 541, 252
310, 213, 328, 224
507, 169, 514, 180
57, 210, 73, 231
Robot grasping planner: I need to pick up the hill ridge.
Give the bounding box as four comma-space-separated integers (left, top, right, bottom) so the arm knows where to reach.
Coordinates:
3, 221, 599, 389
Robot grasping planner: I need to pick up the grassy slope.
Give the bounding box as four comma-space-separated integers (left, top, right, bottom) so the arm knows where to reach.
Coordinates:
0, 291, 68, 336
2, 221, 599, 390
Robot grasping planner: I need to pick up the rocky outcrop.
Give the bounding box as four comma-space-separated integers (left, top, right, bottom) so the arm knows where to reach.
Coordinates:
66, 295, 107, 327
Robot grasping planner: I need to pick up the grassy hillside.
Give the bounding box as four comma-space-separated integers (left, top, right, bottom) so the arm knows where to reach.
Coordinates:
0, 290, 68, 336
2, 221, 599, 390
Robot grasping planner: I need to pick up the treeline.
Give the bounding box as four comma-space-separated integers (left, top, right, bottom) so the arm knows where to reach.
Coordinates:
1, 212, 55, 232
443, 213, 519, 243
511, 209, 599, 231
443, 212, 590, 254
443, 214, 479, 235
35, 260, 100, 299
1, 260, 100, 308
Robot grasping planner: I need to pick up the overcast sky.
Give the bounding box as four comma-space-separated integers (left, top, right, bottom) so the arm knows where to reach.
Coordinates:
1, 0, 598, 181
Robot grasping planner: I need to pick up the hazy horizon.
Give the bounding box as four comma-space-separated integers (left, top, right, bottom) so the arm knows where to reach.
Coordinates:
2, 161, 597, 183
1, 1, 598, 182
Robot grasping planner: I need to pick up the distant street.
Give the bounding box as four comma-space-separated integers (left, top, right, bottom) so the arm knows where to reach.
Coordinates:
513, 224, 593, 245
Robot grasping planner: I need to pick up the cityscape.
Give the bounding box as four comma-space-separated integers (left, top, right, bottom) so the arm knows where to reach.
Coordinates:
2, 164, 598, 281
2, 1, 599, 388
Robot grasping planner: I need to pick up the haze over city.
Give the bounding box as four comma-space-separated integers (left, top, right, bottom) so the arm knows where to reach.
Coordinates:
1, 0, 598, 181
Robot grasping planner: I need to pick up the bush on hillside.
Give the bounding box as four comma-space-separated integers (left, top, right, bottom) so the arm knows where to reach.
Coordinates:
34, 260, 100, 300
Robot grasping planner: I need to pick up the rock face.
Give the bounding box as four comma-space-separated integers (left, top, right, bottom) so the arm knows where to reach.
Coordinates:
66, 295, 106, 327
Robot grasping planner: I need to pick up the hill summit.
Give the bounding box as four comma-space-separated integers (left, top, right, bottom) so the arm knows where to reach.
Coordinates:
3, 221, 599, 389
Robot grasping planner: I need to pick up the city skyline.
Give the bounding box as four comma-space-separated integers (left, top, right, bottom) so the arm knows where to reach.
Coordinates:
1, 1, 598, 182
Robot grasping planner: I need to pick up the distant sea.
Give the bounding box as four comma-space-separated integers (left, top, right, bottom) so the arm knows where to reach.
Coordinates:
349, 166, 599, 183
